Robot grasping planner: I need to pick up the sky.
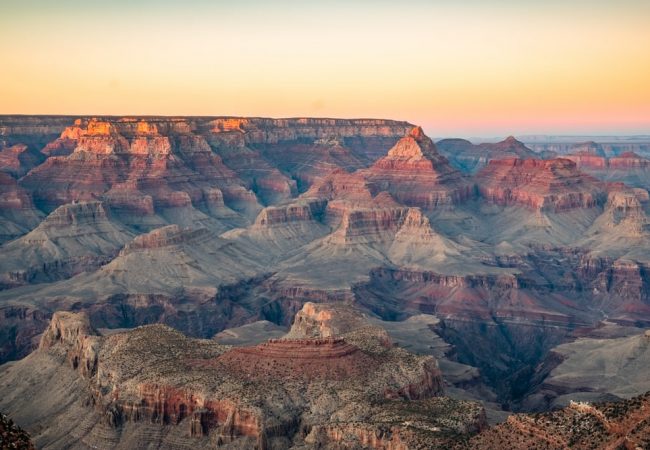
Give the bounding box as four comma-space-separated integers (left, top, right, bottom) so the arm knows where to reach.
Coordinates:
1, 0, 649, 137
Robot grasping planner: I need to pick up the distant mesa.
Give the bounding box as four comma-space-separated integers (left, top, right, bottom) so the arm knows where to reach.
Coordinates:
476, 157, 607, 211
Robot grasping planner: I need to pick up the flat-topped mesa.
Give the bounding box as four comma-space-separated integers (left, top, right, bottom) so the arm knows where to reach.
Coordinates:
70, 119, 173, 156
215, 336, 386, 382
475, 157, 607, 211
1, 306, 457, 449
567, 151, 650, 170
360, 127, 472, 209
216, 337, 371, 381
610, 152, 650, 169
565, 153, 607, 169
207, 117, 413, 145
571, 141, 606, 156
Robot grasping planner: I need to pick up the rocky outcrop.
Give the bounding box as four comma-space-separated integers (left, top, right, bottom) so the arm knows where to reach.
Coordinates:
564, 151, 650, 192
286, 301, 372, 339
592, 189, 649, 236
19, 118, 260, 221
609, 151, 650, 169
437, 136, 539, 174
565, 153, 607, 169
469, 392, 650, 449
360, 127, 472, 209
0, 305, 472, 449
475, 158, 607, 211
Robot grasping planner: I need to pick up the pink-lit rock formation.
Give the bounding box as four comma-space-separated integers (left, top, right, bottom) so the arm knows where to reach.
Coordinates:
360, 127, 472, 209
476, 158, 607, 211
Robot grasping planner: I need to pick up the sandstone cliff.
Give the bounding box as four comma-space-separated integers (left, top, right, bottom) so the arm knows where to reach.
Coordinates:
0, 305, 487, 449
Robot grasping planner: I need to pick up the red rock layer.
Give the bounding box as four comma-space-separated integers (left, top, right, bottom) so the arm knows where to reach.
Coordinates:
360, 127, 472, 209
475, 158, 607, 211
610, 152, 650, 169
111, 384, 262, 442
566, 151, 650, 170
212, 337, 377, 381
565, 154, 607, 169
20, 118, 259, 216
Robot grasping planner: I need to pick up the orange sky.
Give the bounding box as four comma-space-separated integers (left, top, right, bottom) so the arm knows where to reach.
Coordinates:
1, 0, 649, 136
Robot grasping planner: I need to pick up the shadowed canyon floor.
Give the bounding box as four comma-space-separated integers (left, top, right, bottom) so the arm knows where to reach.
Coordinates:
2, 116, 650, 448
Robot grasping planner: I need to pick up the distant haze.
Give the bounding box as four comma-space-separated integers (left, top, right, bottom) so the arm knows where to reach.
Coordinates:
1, 0, 649, 136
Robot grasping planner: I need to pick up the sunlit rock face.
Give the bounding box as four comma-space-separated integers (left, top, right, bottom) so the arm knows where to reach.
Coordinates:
4, 115, 650, 436
475, 157, 607, 211
359, 127, 473, 209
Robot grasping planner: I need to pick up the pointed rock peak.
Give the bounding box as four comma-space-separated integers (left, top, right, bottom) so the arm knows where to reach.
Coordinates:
387, 127, 438, 159
503, 136, 519, 144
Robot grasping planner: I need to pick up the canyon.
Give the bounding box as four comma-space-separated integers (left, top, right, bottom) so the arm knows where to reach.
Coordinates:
1, 115, 650, 448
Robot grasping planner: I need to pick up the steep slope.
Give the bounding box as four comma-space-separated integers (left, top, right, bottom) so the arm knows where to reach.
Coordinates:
207, 117, 413, 192
0, 225, 271, 357
0, 202, 133, 289
360, 126, 472, 209
20, 118, 259, 224
533, 331, 650, 409
0, 173, 43, 243
0, 307, 486, 449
